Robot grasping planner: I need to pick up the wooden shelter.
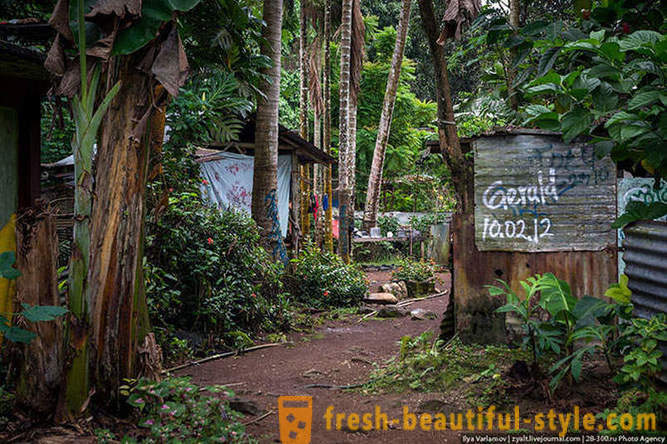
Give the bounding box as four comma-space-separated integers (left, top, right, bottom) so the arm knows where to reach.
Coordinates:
195, 115, 335, 251
426, 129, 618, 344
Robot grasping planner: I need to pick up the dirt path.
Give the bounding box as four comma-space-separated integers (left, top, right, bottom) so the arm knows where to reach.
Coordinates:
178, 272, 460, 443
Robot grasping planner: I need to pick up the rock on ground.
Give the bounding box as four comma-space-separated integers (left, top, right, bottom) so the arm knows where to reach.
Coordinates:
364, 292, 398, 305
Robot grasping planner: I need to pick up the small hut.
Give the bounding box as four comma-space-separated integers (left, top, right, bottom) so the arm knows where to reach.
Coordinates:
196, 115, 335, 248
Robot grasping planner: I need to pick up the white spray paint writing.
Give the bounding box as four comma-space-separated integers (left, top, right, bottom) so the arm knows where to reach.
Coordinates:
482, 169, 558, 210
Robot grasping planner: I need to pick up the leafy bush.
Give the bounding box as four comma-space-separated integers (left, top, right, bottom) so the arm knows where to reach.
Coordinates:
409, 212, 449, 237
123, 377, 252, 443
490, 273, 638, 393
145, 191, 291, 344
377, 215, 400, 236
285, 244, 367, 308
616, 314, 666, 390
392, 258, 436, 283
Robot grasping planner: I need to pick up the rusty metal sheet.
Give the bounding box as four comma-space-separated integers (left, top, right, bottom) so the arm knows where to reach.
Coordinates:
452, 212, 618, 344
474, 135, 616, 252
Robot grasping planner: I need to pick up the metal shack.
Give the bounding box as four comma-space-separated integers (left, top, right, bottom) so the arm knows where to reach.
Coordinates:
428, 129, 618, 343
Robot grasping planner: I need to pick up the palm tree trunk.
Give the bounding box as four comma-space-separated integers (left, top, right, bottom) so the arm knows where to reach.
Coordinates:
416, 0, 473, 214
299, 3, 311, 240
362, 0, 411, 231
252, 0, 286, 264
337, 0, 353, 262
323, 0, 334, 253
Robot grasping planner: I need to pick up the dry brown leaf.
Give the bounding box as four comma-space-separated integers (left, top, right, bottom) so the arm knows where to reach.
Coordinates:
45, 34, 66, 76
438, 0, 481, 42
86, 0, 141, 21
151, 25, 189, 97
48, 0, 74, 42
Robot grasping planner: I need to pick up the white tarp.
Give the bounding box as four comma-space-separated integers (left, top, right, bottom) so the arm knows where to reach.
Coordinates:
200, 152, 292, 237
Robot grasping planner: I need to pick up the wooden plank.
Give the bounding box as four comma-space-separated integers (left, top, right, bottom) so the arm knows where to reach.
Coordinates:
0, 106, 18, 227
474, 135, 616, 252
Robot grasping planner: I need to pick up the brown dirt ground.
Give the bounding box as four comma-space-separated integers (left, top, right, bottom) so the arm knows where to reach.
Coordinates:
177, 271, 458, 443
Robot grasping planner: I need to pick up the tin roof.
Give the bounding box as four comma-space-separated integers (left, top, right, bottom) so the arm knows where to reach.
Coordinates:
204, 114, 335, 164
424, 127, 562, 152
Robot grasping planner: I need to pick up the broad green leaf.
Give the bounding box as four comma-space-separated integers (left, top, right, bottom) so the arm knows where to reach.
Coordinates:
592, 82, 618, 112
520, 20, 549, 37
573, 296, 611, 327
599, 42, 624, 62
605, 111, 638, 127
628, 90, 662, 110
540, 273, 576, 317
20, 304, 68, 322
1, 326, 36, 344
619, 123, 650, 142
525, 83, 560, 97
593, 140, 615, 158
560, 108, 593, 142
587, 63, 621, 80
619, 30, 663, 52
613, 201, 667, 228
112, 16, 163, 55
0, 251, 20, 280
167, 0, 201, 11
537, 47, 562, 77
143, 0, 174, 21
605, 275, 632, 304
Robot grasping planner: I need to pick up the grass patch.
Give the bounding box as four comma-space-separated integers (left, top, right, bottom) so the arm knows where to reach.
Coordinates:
365, 332, 529, 407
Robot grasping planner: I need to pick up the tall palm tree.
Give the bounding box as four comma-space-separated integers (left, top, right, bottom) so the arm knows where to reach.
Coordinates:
337, 0, 364, 262
362, 0, 412, 231
337, 0, 353, 261
252, 0, 287, 263
299, 1, 311, 239
323, 0, 334, 252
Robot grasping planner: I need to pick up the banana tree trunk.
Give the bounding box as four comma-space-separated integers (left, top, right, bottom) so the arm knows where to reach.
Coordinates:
86, 58, 154, 406
252, 0, 286, 264
15, 207, 62, 415
362, 0, 411, 231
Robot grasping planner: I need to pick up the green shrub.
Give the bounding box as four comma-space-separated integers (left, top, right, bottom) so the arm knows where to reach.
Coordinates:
145, 191, 291, 343
377, 215, 400, 235
123, 377, 252, 443
285, 244, 367, 308
392, 258, 436, 283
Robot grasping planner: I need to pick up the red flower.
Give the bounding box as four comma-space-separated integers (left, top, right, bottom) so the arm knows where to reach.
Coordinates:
202, 179, 209, 185
168, 188, 174, 193
251, 293, 257, 298
622, 22, 631, 34
207, 237, 214, 245
323, 290, 329, 297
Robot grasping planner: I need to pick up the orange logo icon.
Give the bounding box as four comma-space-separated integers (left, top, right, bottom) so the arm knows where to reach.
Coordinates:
278, 396, 312, 444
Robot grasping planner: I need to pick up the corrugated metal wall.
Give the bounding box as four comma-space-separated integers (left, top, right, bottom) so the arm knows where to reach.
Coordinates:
623, 221, 667, 319
623, 220, 667, 381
